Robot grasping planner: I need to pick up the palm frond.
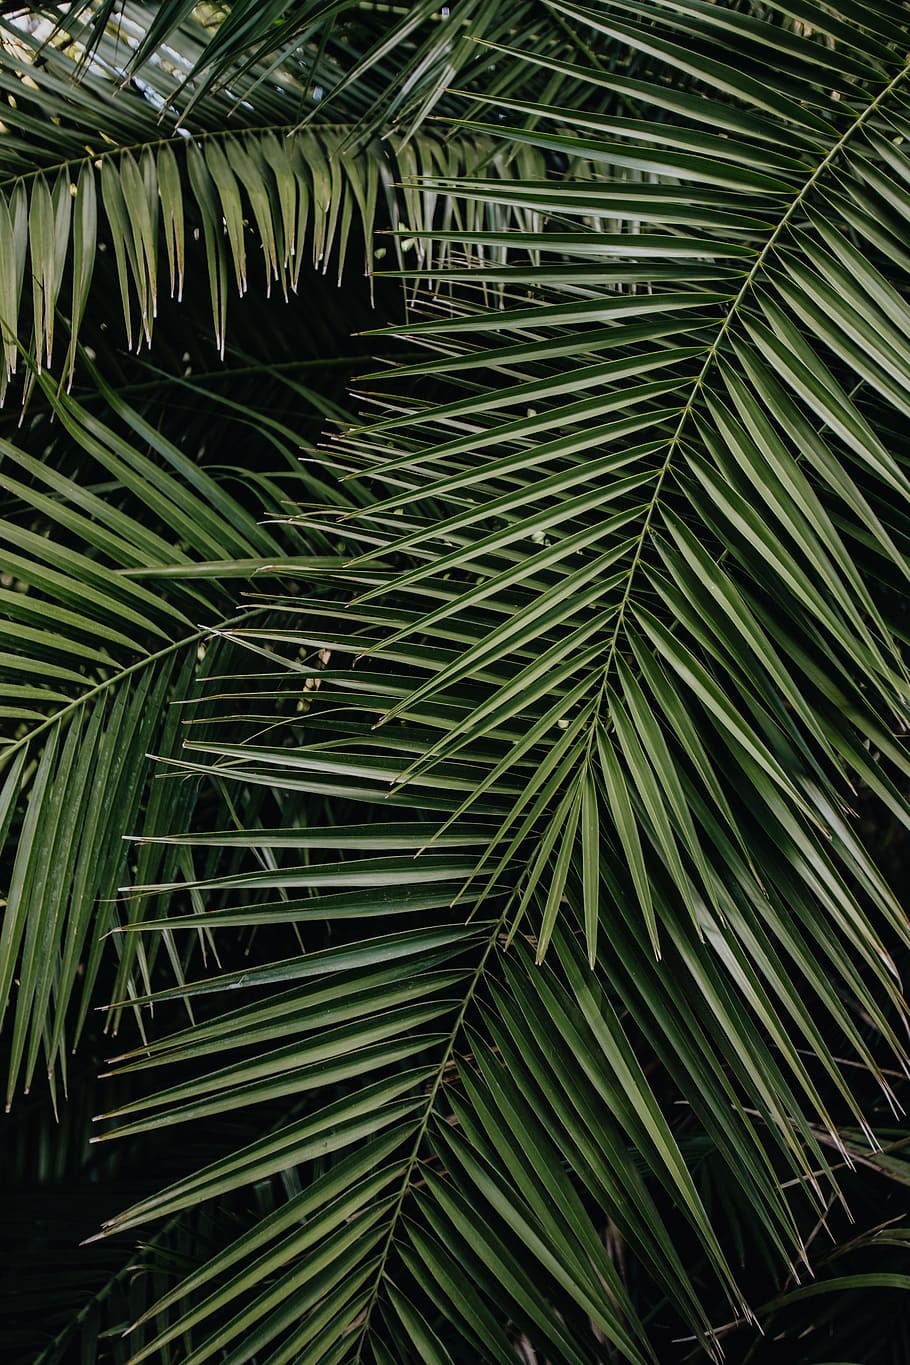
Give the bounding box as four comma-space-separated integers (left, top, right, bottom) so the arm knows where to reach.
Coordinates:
4, 1, 910, 1361
0, 15, 577, 392
75, 2, 910, 1360
44, 0, 616, 137
0, 341, 362, 1099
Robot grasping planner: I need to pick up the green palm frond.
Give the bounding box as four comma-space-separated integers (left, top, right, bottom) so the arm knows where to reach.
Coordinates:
0, 339, 362, 1099
328, 0, 910, 984
69, 2, 910, 1360
46, 0, 613, 136
4, 1, 910, 1361
0, 15, 578, 393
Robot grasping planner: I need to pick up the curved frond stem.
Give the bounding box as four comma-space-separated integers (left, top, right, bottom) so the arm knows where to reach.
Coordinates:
350, 898, 513, 1361
594, 56, 910, 706
0, 609, 262, 769
0, 118, 363, 195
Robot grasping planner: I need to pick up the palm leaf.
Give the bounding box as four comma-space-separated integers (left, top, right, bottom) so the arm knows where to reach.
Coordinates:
0, 14, 585, 392
0, 1, 632, 392
45, 0, 618, 136
0, 336, 365, 1099
78, 2, 910, 1359
4, 1, 910, 1361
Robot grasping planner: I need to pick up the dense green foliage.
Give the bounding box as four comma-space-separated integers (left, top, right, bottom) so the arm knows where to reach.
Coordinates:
2, 2, 910, 1360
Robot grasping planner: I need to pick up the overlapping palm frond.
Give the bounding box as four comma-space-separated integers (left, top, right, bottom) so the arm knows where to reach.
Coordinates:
47, 0, 612, 138
0, 345, 340, 1100
4, 0, 910, 1361
0, 217, 382, 1102
55, 2, 910, 1361
0, 0, 584, 1103
0, 2, 615, 392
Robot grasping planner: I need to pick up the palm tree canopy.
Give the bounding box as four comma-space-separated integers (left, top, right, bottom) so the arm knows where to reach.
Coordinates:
3, 2, 910, 1362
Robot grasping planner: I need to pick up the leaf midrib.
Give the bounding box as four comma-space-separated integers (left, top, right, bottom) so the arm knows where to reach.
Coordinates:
1, 609, 259, 765
0, 118, 482, 193
596, 55, 910, 698
350, 899, 512, 1362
